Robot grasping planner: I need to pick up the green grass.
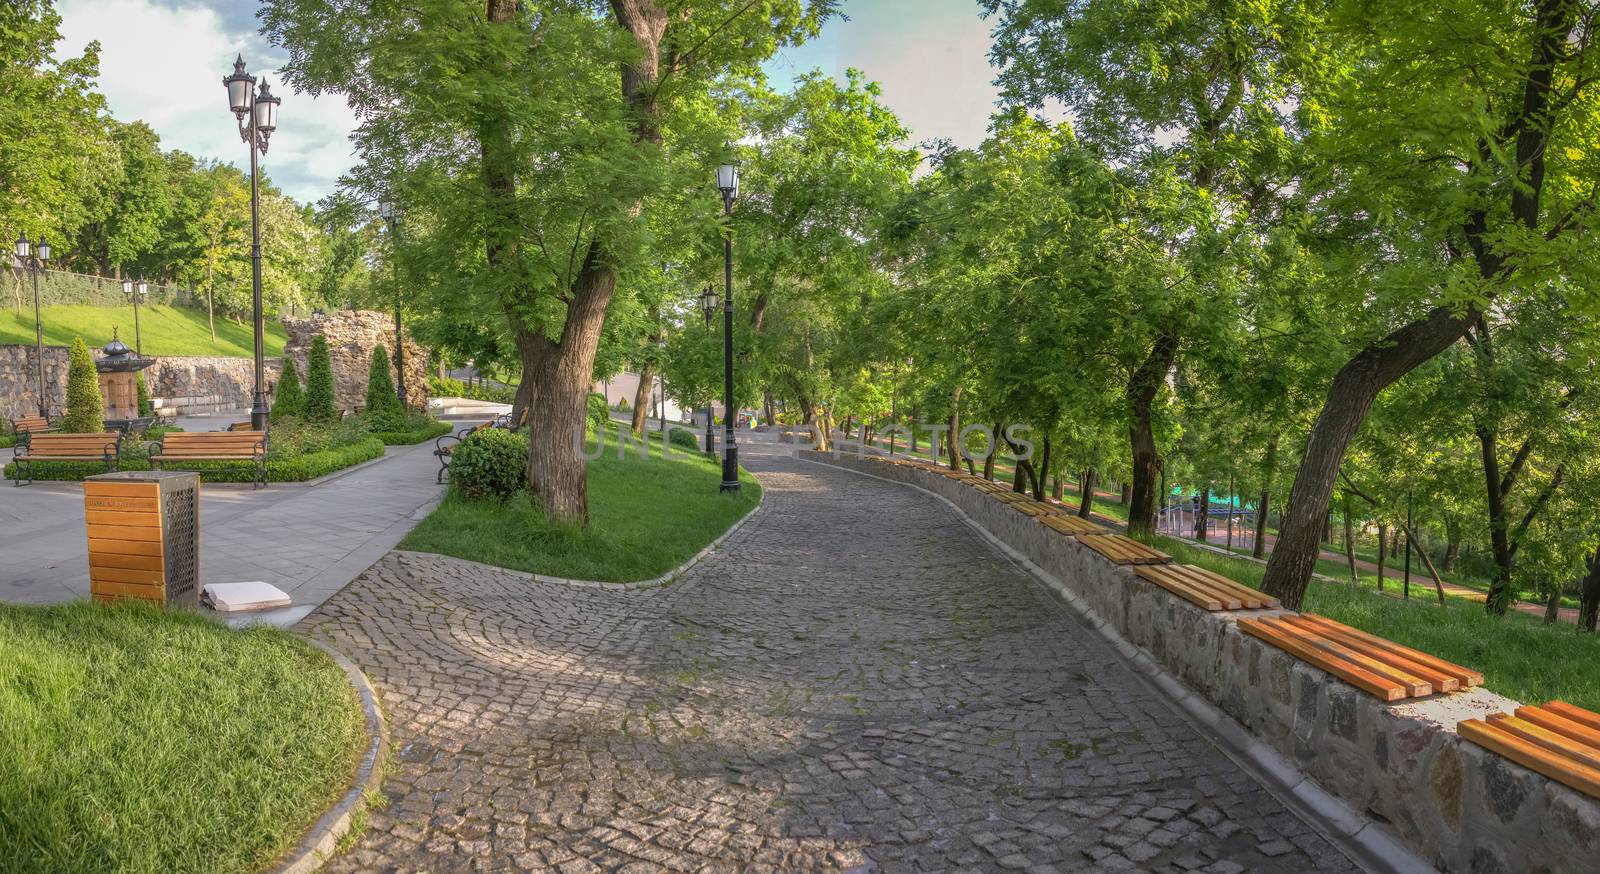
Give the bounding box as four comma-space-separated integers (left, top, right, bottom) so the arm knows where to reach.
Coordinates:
1149, 535, 1600, 711
0, 304, 287, 358
0, 601, 366, 873
401, 426, 762, 581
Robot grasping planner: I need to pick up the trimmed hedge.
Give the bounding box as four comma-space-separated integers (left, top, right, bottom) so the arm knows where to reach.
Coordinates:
426, 375, 516, 405
369, 421, 452, 445
3, 437, 385, 483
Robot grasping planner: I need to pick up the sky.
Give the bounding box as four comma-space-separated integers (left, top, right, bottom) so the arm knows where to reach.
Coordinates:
54, 0, 1009, 205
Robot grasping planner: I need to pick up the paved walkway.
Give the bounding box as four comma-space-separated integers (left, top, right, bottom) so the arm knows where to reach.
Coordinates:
302, 444, 1360, 872
0, 436, 450, 622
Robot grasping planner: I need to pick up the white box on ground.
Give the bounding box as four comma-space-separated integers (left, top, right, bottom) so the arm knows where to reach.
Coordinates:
202, 581, 292, 612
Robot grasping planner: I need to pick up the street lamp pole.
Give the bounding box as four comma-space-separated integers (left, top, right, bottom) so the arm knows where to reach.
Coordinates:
122, 278, 148, 356
380, 201, 407, 408
698, 285, 717, 456
223, 56, 281, 431
14, 233, 51, 416
716, 157, 740, 492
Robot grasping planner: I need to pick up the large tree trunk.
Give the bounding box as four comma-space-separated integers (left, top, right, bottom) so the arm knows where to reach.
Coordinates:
1077, 468, 1096, 519
984, 422, 999, 481
631, 361, 655, 432
1476, 425, 1517, 614
1376, 524, 1387, 592
1544, 588, 1562, 624
1342, 494, 1358, 584
1261, 305, 1477, 608
1126, 330, 1179, 536
1443, 516, 1461, 571
947, 385, 963, 471
1253, 433, 1279, 559
762, 389, 775, 430
1579, 549, 1600, 632
1033, 435, 1051, 501
1194, 487, 1210, 542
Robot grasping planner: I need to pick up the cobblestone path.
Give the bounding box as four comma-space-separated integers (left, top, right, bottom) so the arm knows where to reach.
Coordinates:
301, 449, 1360, 873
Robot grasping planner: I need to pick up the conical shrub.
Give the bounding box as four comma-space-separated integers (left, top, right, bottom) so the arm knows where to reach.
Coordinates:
365, 345, 402, 427
303, 334, 336, 422
272, 357, 304, 420
59, 337, 104, 433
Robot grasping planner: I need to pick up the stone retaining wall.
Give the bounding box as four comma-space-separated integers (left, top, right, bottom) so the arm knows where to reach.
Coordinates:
801, 449, 1600, 874
0, 344, 70, 420
283, 310, 429, 412
146, 355, 282, 415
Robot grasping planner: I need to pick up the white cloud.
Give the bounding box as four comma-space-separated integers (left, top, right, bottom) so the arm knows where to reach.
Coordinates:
56, 0, 356, 204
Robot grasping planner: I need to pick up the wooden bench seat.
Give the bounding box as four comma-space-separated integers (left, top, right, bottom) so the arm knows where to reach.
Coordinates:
11, 415, 52, 435
1460, 701, 1600, 800
1078, 534, 1172, 566
13, 432, 122, 485
1039, 514, 1110, 537
1134, 564, 1279, 611
149, 431, 267, 488
1237, 613, 1481, 702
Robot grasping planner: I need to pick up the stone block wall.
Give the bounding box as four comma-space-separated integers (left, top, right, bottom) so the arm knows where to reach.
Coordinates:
282, 310, 429, 412
145, 356, 282, 414
801, 449, 1600, 874
0, 344, 70, 420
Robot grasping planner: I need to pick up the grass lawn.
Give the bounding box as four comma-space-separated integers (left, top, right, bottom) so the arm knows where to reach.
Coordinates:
0, 601, 366, 873
0, 304, 287, 358
400, 426, 762, 582
1151, 535, 1600, 712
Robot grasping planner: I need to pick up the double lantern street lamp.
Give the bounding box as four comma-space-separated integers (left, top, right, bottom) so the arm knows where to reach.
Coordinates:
120, 278, 148, 356
378, 200, 408, 409
715, 157, 740, 492
222, 55, 281, 431
13, 233, 51, 417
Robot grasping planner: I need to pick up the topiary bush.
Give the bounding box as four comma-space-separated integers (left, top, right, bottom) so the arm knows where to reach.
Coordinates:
303, 335, 336, 422
273, 357, 304, 420
135, 373, 153, 417
586, 392, 609, 433
59, 338, 104, 433
668, 427, 700, 451
449, 428, 528, 502
365, 345, 403, 428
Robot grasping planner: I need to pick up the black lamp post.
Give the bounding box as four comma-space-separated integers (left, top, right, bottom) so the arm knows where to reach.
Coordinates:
121, 278, 148, 356
14, 233, 51, 416
716, 157, 740, 492
698, 284, 717, 455
223, 55, 281, 431
379, 200, 407, 408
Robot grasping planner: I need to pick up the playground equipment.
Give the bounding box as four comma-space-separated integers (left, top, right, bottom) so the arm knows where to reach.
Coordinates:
1157, 494, 1258, 553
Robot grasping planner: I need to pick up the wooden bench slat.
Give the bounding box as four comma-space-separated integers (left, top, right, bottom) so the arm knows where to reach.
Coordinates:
1237, 618, 1406, 701
1283, 615, 1459, 692
1459, 718, 1600, 800
1257, 617, 1432, 697
1134, 566, 1226, 610
1299, 613, 1482, 686
1544, 701, 1600, 733
1487, 713, 1600, 771
1516, 705, 1600, 751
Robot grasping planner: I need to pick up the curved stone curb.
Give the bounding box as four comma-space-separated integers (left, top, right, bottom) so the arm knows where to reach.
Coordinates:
802, 456, 1437, 874
391, 488, 766, 591
269, 639, 389, 874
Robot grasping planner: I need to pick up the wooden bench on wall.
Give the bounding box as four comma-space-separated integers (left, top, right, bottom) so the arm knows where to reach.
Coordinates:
147, 431, 268, 488
1460, 701, 1600, 800
12, 432, 122, 485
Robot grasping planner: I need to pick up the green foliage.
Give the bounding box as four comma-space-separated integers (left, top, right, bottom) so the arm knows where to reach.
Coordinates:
0, 304, 288, 358
302, 335, 336, 422
425, 375, 515, 405
366, 419, 451, 446
5, 433, 385, 483
586, 392, 609, 433
364, 345, 402, 427
134, 372, 152, 417
448, 428, 528, 503
0, 600, 366, 873
272, 357, 304, 420
667, 427, 700, 451
614, 397, 630, 412
58, 338, 102, 433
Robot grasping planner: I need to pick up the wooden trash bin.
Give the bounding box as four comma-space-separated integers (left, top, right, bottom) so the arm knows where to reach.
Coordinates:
83, 471, 200, 608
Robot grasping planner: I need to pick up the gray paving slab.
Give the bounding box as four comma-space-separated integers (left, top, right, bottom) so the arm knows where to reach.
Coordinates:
0, 430, 458, 619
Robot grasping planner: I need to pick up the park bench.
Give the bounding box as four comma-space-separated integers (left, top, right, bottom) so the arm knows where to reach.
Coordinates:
433, 415, 511, 483
1237, 613, 1481, 702
1460, 701, 1600, 800
11, 415, 53, 436
1133, 564, 1278, 612
225, 421, 254, 432
148, 430, 268, 488
12, 431, 122, 485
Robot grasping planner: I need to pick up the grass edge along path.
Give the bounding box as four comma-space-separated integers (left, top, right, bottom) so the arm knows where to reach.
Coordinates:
1152, 534, 1600, 713
400, 426, 762, 582
0, 601, 367, 873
